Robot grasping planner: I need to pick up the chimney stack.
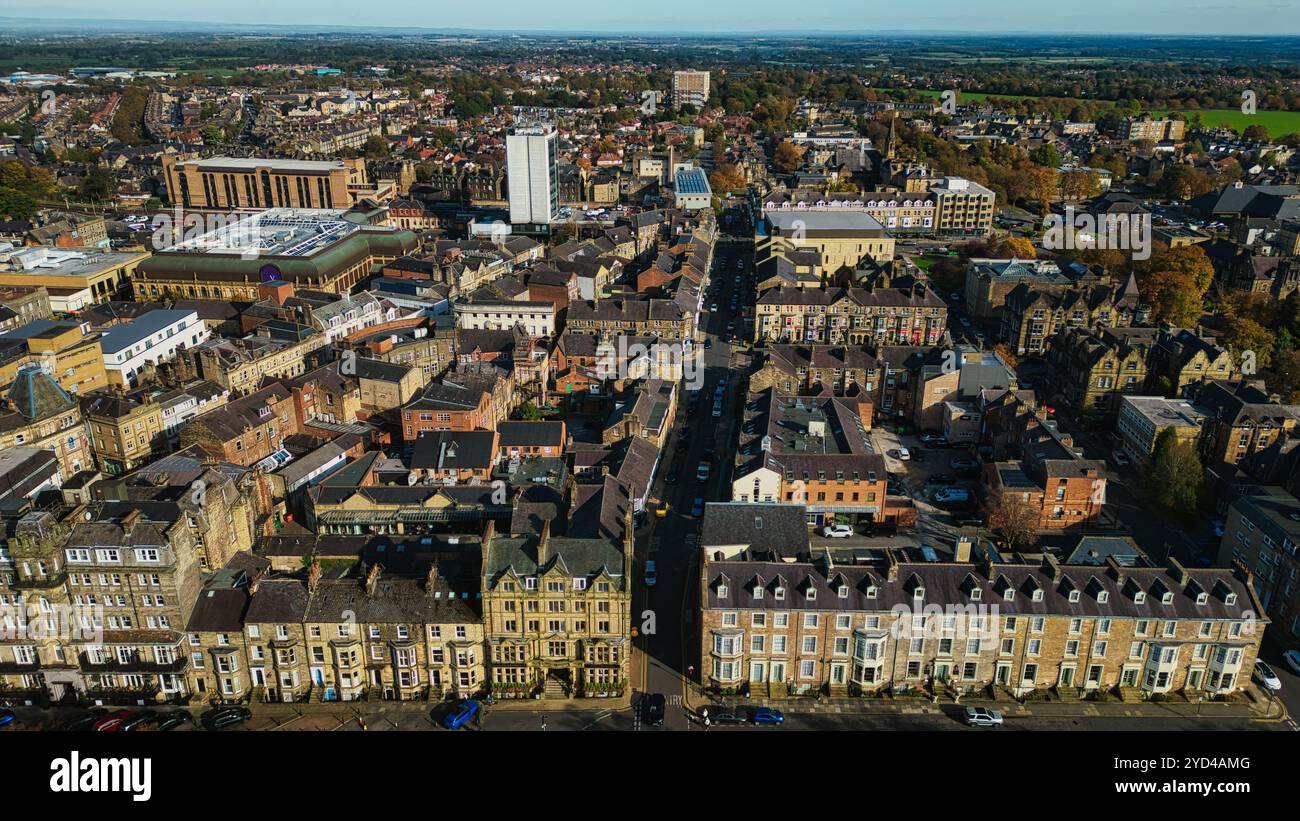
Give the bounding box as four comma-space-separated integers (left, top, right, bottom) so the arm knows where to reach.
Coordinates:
885, 548, 899, 582
425, 562, 437, 594
537, 519, 551, 570
365, 562, 381, 597
1104, 555, 1125, 585
1041, 553, 1061, 582
1167, 555, 1189, 586
307, 559, 321, 593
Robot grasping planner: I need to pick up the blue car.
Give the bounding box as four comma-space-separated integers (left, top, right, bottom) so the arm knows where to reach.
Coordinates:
440, 699, 480, 730
751, 707, 784, 725
691, 497, 705, 517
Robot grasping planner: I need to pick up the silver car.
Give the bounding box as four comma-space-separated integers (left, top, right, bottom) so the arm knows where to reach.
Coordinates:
964, 707, 1003, 727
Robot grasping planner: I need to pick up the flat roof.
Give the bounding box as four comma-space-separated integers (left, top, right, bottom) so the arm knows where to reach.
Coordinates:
162, 208, 367, 259
766, 210, 886, 234
100, 310, 197, 355
675, 167, 712, 196
179, 156, 346, 174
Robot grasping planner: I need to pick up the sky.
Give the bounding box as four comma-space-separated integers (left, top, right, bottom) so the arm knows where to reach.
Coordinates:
4, 1, 1300, 36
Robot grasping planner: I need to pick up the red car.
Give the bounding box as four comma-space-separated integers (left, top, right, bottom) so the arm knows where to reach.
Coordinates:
93, 710, 134, 732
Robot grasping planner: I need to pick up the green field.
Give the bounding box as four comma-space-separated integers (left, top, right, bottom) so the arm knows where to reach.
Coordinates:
873, 88, 1300, 138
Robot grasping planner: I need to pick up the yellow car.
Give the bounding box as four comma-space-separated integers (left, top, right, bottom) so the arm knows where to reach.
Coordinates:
654, 501, 670, 518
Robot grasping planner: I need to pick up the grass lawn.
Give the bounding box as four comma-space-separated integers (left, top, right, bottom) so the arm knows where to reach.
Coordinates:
872, 88, 1300, 138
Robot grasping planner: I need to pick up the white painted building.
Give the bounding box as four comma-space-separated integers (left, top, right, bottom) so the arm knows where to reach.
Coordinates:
99, 310, 210, 388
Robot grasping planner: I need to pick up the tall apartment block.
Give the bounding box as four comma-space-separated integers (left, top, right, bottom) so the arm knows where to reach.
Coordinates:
507, 124, 559, 225
672, 70, 711, 108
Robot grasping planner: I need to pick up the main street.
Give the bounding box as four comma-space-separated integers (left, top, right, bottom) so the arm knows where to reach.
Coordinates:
628, 236, 753, 730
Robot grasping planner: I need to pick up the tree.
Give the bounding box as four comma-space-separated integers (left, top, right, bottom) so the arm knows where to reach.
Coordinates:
708, 163, 746, 193
1143, 427, 1203, 521
991, 236, 1036, 259
1140, 269, 1203, 326
986, 489, 1039, 550
514, 401, 542, 421
1268, 350, 1300, 404
362, 135, 391, 159
1243, 124, 1271, 142
1024, 165, 1059, 216
772, 141, 803, 174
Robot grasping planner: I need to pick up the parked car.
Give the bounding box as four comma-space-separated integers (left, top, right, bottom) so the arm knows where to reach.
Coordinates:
644, 560, 658, 587
932, 487, 971, 504
697, 462, 712, 481
691, 497, 706, 517
156, 712, 194, 732
710, 303, 719, 312
1254, 660, 1283, 692
926, 473, 958, 486
703, 338, 712, 349
700, 706, 747, 725
1284, 650, 1300, 675
751, 707, 785, 725
120, 711, 160, 732
440, 699, 481, 730
964, 707, 1003, 727
950, 457, 980, 471
201, 706, 252, 731
919, 434, 948, 447
0, 709, 16, 728
822, 523, 854, 538
889, 448, 910, 461
63, 709, 108, 732
94, 710, 134, 732
711, 399, 723, 419
1111, 451, 1131, 469
643, 693, 666, 726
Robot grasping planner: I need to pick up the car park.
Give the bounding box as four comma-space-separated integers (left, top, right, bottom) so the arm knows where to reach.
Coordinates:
822, 523, 854, 538
751, 707, 784, 725
964, 707, 1003, 727
1254, 660, 1282, 692
201, 706, 252, 731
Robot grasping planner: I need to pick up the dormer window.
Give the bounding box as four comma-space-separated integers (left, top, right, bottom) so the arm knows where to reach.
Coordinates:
838, 585, 848, 598
1196, 592, 1208, 605
718, 584, 729, 598
970, 588, 982, 601
1031, 590, 1044, 602
912, 586, 925, 601
774, 587, 785, 601
1003, 589, 1015, 601
753, 587, 764, 600
1097, 591, 1110, 603
865, 585, 878, 599
1161, 592, 1173, 605
1068, 590, 1080, 603
806, 588, 817, 601
1225, 592, 1237, 606
1134, 591, 1146, 604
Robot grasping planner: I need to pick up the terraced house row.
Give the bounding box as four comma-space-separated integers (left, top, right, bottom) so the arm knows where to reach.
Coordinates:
699, 506, 1266, 699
